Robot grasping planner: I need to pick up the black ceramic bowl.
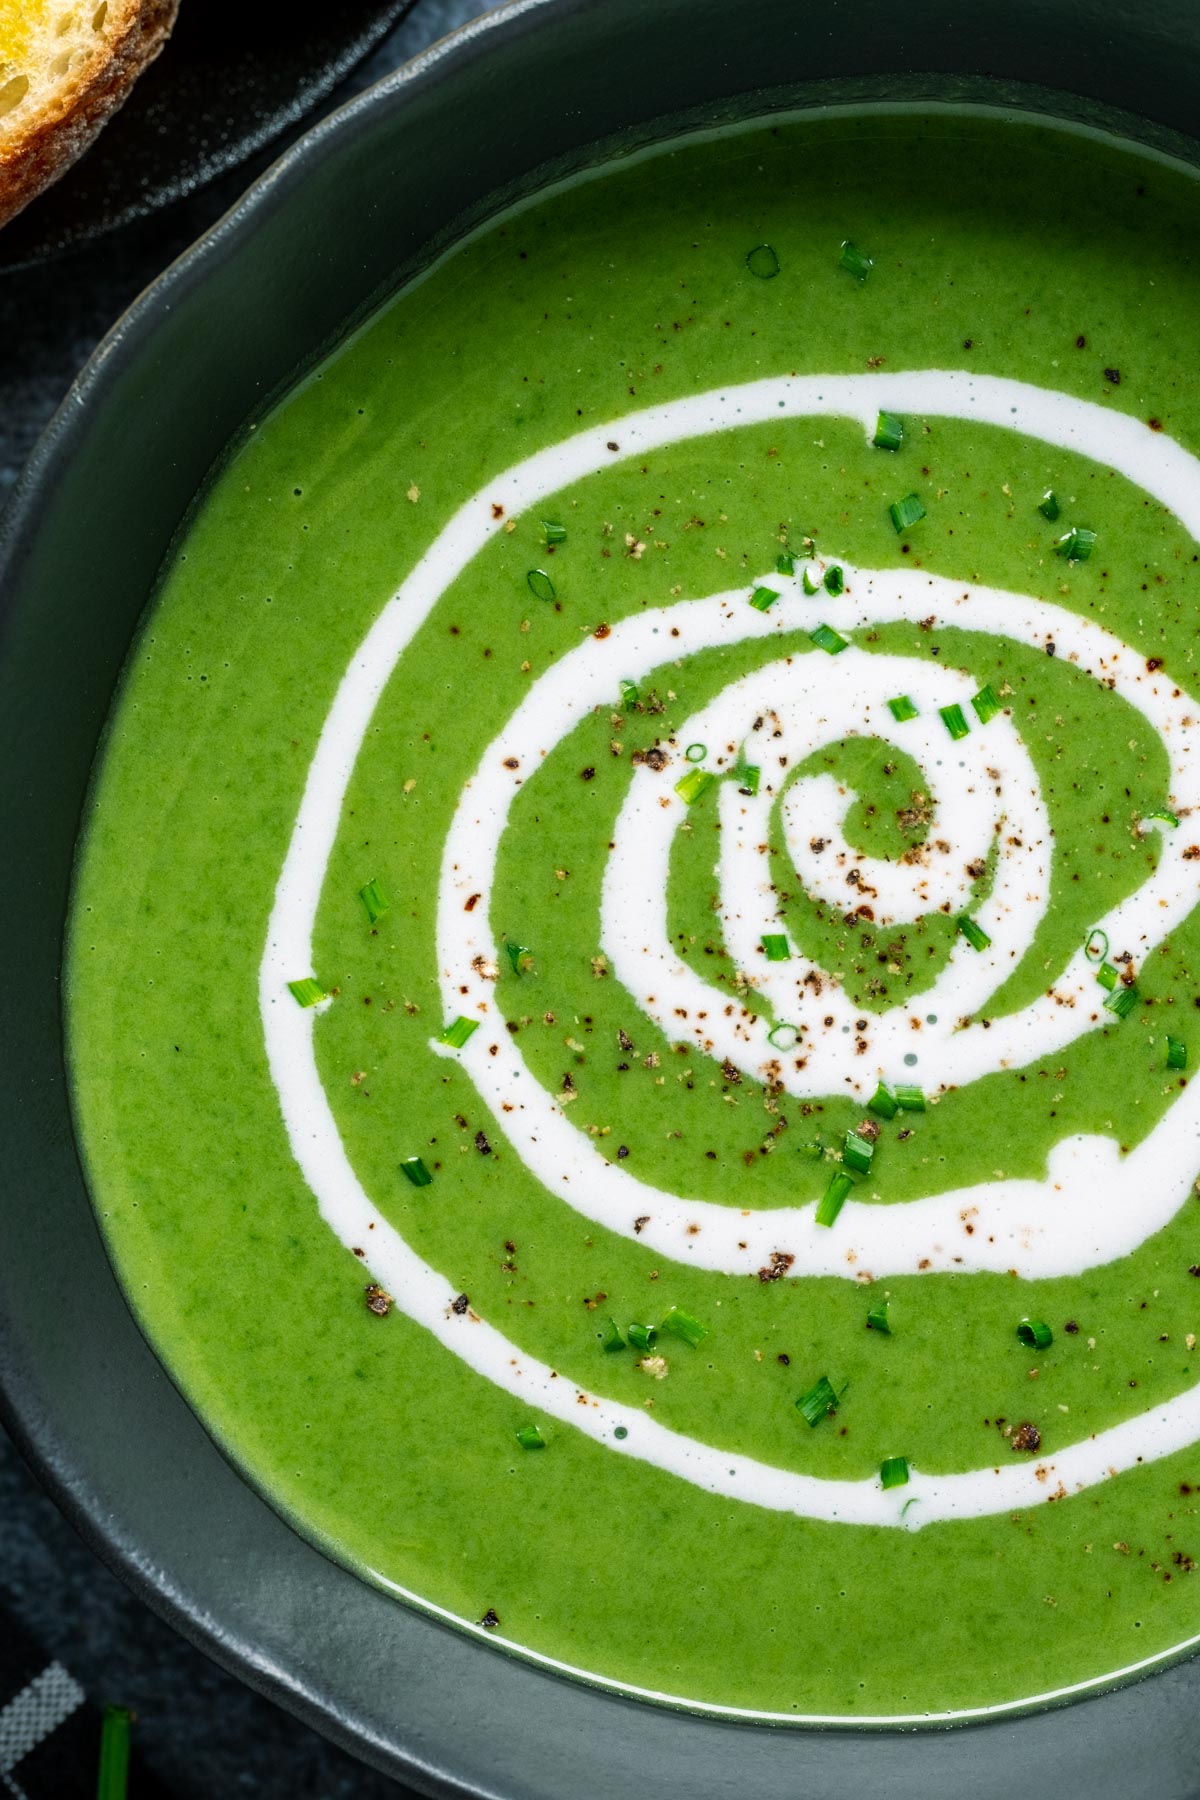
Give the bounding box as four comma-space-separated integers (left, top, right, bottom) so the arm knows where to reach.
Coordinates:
5, 3, 1200, 1794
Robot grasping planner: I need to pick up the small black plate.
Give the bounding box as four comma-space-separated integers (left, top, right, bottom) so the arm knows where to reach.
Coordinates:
0, 0, 415, 272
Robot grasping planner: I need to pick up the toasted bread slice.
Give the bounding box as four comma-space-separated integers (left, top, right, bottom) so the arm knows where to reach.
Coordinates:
0, 0, 179, 229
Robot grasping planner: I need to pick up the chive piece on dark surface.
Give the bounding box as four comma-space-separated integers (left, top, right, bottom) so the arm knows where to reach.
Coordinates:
873, 411, 904, 452
540, 519, 567, 546
868, 1082, 899, 1119
1038, 489, 1060, 521
880, 1455, 910, 1489
676, 767, 715, 805
839, 239, 873, 280
816, 1170, 854, 1228
601, 1317, 626, 1353
810, 622, 849, 655
768, 1020, 799, 1051
627, 1322, 658, 1352
440, 1016, 479, 1049
746, 242, 780, 279
359, 876, 389, 924
1168, 1036, 1188, 1071
685, 742, 707, 763
895, 1084, 926, 1112
527, 567, 556, 601
516, 1423, 547, 1449
660, 1306, 708, 1347
842, 1131, 874, 1175
762, 932, 791, 962
1017, 1318, 1054, 1351
97, 1705, 132, 1800
1103, 983, 1139, 1020
750, 583, 780, 612
957, 914, 991, 952
889, 493, 926, 533
888, 694, 919, 722
823, 563, 845, 597
939, 702, 970, 741
506, 940, 534, 975
971, 683, 1003, 724
867, 1301, 892, 1334
620, 677, 640, 711
797, 1374, 840, 1425
287, 977, 326, 1008
1053, 526, 1096, 562
1096, 961, 1119, 991
401, 1156, 433, 1188
776, 550, 797, 575
1084, 927, 1109, 964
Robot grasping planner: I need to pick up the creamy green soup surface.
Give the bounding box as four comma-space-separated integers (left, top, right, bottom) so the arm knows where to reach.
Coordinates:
68, 111, 1200, 1720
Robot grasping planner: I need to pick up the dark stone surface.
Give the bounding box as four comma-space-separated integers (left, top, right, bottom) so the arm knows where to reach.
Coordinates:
0, 4, 480, 1793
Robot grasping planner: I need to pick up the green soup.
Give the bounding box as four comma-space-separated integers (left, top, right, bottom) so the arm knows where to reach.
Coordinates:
67, 110, 1200, 1721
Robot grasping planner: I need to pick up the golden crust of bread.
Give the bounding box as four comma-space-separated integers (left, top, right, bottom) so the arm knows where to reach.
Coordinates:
0, 0, 179, 229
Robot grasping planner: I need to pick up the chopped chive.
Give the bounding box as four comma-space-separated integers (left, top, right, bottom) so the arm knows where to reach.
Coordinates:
540, 519, 567, 545
746, 242, 780, 279
1016, 1318, 1053, 1351
1084, 927, 1109, 964
627, 1322, 657, 1352
685, 742, 707, 763
675, 767, 715, 805
802, 563, 822, 595
619, 677, 640, 711
660, 1306, 708, 1347
768, 1020, 799, 1051
868, 1082, 899, 1119
816, 1170, 854, 1228
440, 1015, 479, 1049
776, 550, 796, 575
1038, 489, 1060, 521
957, 914, 991, 953
359, 877, 390, 924
287, 977, 326, 1008
873, 411, 904, 452
797, 1136, 824, 1160
889, 493, 926, 533
1096, 961, 1119, 991
1145, 806, 1180, 827
810, 622, 849, 655
1053, 525, 1096, 562
880, 1455, 910, 1489
97, 1705, 132, 1800
1168, 1036, 1188, 1070
506, 940, 534, 975
601, 1317, 626, 1353
895, 1084, 926, 1112
516, 1423, 546, 1449
971, 683, 1003, 724
1103, 983, 1139, 1020
733, 761, 761, 795
401, 1156, 432, 1187
866, 1301, 891, 1334
842, 1131, 874, 1175
749, 584, 780, 612
797, 1374, 840, 1425
839, 239, 873, 280
888, 694, 919, 722
939, 702, 970, 741
527, 567, 556, 601
823, 563, 845, 597
761, 932, 791, 962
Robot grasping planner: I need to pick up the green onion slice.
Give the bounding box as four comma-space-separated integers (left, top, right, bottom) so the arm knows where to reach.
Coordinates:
685, 742, 707, 763
746, 242, 780, 279
768, 1020, 799, 1051
939, 702, 970, 741
823, 563, 845, 597
866, 1301, 891, 1334
895, 1084, 926, 1112
287, 977, 326, 1008
873, 411, 904, 452
1168, 1036, 1188, 1070
839, 240, 873, 280
676, 767, 715, 805
868, 1082, 899, 1120
401, 1156, 432, 1187
880, 1455, 910, 1489
957, 914, 991, 953
816, 1170, 854, 1228
1103, 983, 1139, 1020
1038, 490, 1060, 521
733, 761, 761, 795
749, 584, 780, 612
601, 1317, 626, 1353
1145, 806, 1180, 828
660, 1306, 708, 1348
527, 568, 556, 601
888, 695, 919, 722
971, 683, 1003, 724
619, 677, 640, 711
776, 550, 796, 574
889, 493, 926, 533
627, 1322, 658, 1352
516, 1423, 547, 1449
440, 1016, 479, 1049
359, 877, 389, 924
1096, 961, 1119, 991
506, 940, 534, 975
797, 1374, 840, 1425
762, 932, 791, 962
797, 1136, 824, 1161
1084, 927, 1109, 964
802, 563, 822, 595
97, 1705, 133, 1800
540, 519, 567, 545
842, 1131, 874, 1175
1053, 526, 1097, 562
1016, 1318, 1053, 1351
810, 622, 849, 655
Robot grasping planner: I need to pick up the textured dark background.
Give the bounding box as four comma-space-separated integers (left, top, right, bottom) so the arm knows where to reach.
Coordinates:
0, 3, 481, 1794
